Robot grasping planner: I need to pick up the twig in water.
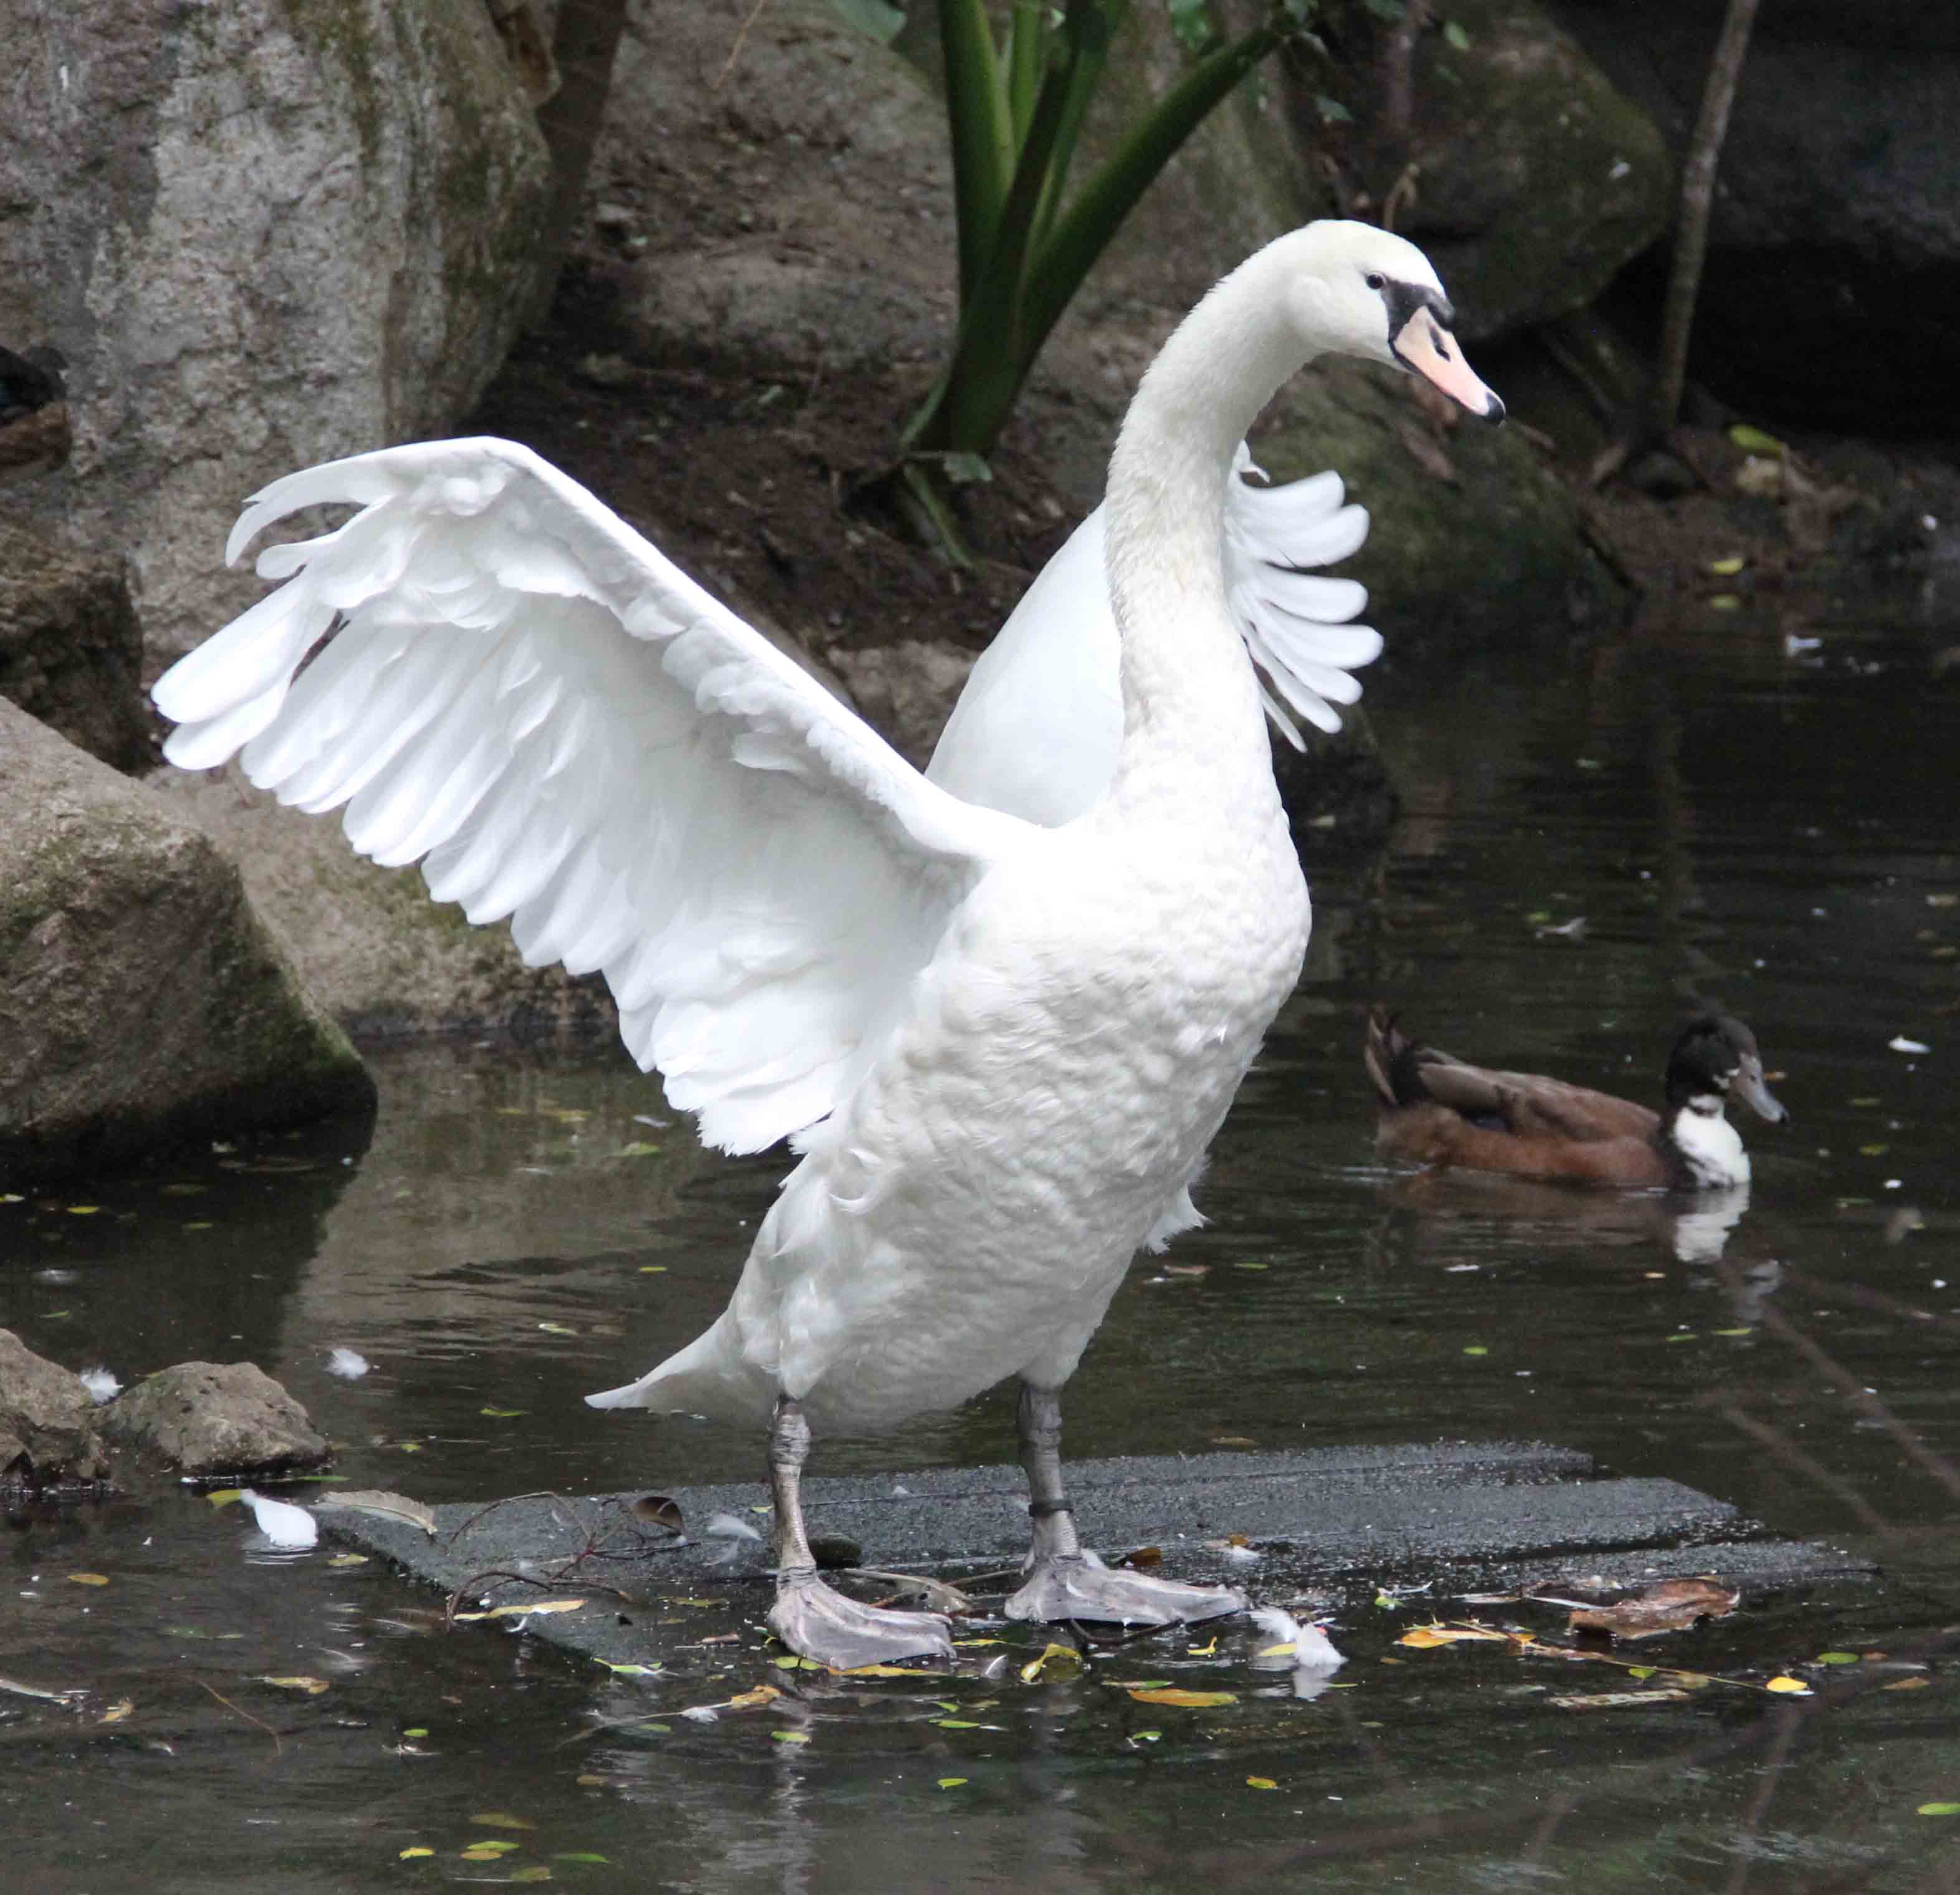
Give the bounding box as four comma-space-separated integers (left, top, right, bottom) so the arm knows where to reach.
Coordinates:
197, 1679, 281, 1759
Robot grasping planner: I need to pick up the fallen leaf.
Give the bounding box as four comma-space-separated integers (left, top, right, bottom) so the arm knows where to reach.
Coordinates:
933, 1718, 981, 1729
1708, 555, 1747, 575
469, 1812, 536, 1830
66, 1573, 110, 1587
938, 1777, 968, 1789
399, 1846, 434, 1859
1815, 1651, 1860, 1665
1728, 423, 1787, 454
314, 1490, 440, 1538
453, 1598, 585, 1622
1127, 1687, 1236, 1707
327, 1553, 369, 1568
724, 1685, 782, 1710
1918, 1803, 1960, 1816
1885, 1677, 1931, 1692
1551, 1689, 1695, 1709
259, 1676, 330, 1695
554, 1855, 610, 1865
841, 1662, 941, 1677
481, 1406, 527, 1419
1765, 1676, 1813, 1695
1565, 1578, 1740, 1641
1020, 1643, 1084, 1684
537, 1322, 578, 1336
1246, 1777, 1279, 1790
1397, 1623, 1510, 1648
98, 1699, 133, 1724
771, 1729, 810, 1744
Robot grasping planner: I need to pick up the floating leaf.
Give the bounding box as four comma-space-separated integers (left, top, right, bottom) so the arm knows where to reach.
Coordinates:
315, 1489, 438, 1537
771, 1729, 811, 1744
399, 1846, 434, 1859
1708, 595, 1741, 612
1246, 1776, 1279, 1790
259, 1676, 330, 1694
725, 1685, 782, 1710
1020, 1643, 1085, 1684
1765, 1676, 1813, 1694
454, 1598, 586, 1622
637, 1265, 668, 1274
1398, 1623, 1509, 1648
1128, 1687, 1236, 1707
1918, 1803, 1960, 1816
67, 1572, 110, 1587
403, 1727, 429, 1737
481, 1406, 527, 1419
1707, 555, 1747, 575
1567, 1578, 1739, 1641
98, 1699, 133, 1724
1885, 1677, 1931, 1692
509, 1871, 553, 1884
1463, 1346, 1488, 1357
843, 1662, 944, 1677
600, 1661, 661, 1677
537, 1322, 577, 1336
555, 1856, 610, 1866
615, 1141, 662, 1158
933, 1718, 981, 1729
327, 1553, 369, 1568
1815, 1651, 1860, 1665
938, 1776, 968, 1789
1728, 423, 1786, 454
470, 1811, 537, 1830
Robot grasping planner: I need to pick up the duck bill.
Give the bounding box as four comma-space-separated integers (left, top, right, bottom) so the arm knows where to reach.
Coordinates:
1732, 1055, 1788, 1125
1391, 310, 1506, 423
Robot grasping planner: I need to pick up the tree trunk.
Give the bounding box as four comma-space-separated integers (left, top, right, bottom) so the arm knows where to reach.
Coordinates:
1646, 0, 1760, 441
522, 0, 632, 333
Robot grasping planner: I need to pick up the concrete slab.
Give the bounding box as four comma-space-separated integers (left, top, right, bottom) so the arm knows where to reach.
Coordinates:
317, 1441, 1869, 1676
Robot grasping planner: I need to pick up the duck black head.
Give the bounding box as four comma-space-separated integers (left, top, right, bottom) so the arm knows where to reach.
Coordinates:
1665, 1015, 1787, 1123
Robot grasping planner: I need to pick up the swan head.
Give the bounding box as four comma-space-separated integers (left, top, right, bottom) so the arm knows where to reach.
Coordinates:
1279, 222, 1505, 424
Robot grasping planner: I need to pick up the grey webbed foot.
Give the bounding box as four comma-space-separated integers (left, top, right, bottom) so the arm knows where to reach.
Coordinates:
1005, 1550, 1246, 1628
767, 1566, 954, 1670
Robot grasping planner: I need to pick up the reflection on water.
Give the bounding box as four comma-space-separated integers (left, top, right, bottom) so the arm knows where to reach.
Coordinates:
5, 600, 1960, 1892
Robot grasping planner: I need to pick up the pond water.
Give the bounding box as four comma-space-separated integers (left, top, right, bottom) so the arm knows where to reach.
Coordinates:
6, 583, 1960, 1893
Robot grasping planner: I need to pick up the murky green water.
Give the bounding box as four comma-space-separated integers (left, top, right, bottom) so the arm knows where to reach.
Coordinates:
6, 589, 1960, 1892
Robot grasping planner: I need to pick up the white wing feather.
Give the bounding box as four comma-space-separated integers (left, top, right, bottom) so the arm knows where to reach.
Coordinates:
155, 438, 1022, 1154
925, 444, 1378, 820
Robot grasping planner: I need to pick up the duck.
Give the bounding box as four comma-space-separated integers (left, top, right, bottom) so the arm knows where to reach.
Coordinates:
152, 221, 1503, 1669
1365, 1008, 1787, 1189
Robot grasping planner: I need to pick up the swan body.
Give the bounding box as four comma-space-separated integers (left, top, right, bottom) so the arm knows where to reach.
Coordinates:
1365, 1009, 1788, 1190
155, 220, 1502, 1665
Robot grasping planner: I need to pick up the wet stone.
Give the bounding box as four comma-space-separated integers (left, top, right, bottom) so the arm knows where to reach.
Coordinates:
97, 1359, 330, 1477
0, 1326, 108, 1481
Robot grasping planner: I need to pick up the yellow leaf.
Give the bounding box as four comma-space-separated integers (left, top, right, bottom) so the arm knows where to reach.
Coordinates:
398, 1846, 434, 1859
1765, 1676, 1812, 1695
98, 1699, 133, 1724
1727, 423, 1786, 454
1396, 1623, 1508, 1648
327, 1553, 368, 1568
66, 1572, 110, 1586
771, 1730, 810, 1744
67, 1205, 102, 1216
453, 1598, 586, 1621
1127, 1687, 1236, 1707
724, 1685, 782, 1710
1246, 1777, 1279, 1790
1708, 594, 1741, 611
1884, 1677, 1931, 1692
1256, 1642, 1297, 1658
1707, 555, 1747, 575
259, 1676, 330, 1694
1186, 1636, 1218, 1657
510, 1869, 554, 1884
1020, 1643, 1085, 1684
842, 1662, 943, 1677
469, 1811, 537, 1830
463, 1840, 521, 1855
938, 1777, 968, 1789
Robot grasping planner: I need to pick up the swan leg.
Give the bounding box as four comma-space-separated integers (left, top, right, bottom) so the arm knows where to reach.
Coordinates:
1004, 1381, 1246, 1628
762, 1395, 954, 1669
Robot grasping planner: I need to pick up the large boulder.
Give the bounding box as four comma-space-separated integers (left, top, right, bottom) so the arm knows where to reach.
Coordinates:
0, 1329, 109, 1483
0, 0, 552, 669
0, 699, 375, 1182
0, 521, 148, 773
97, 1360, 329, 1477
1550, 1, 1960, 428
1332, 0, 1675, 343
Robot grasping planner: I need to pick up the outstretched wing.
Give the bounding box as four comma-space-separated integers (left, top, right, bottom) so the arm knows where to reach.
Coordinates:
154, 438, 1024, 1154
925, 445, 1378, 823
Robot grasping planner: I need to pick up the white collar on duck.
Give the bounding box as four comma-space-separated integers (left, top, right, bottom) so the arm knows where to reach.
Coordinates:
1669, 1093, 1749, 1187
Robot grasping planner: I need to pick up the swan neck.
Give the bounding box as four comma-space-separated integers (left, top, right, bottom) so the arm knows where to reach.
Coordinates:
1103, 248, 1323, 794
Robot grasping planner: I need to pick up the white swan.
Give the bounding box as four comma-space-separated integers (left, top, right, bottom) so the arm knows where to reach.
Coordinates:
153, 220, 1501, 1667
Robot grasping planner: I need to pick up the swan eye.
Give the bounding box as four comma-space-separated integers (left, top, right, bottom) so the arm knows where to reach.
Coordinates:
1365, 272, 1386, 290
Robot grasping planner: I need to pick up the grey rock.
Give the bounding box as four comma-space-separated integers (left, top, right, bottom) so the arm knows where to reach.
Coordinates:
98, 1360, 329, 1477
0, 699, 374, 1183
0, 1328, 108, 1482
0, 522, 148, 773
0, 0, 553, 669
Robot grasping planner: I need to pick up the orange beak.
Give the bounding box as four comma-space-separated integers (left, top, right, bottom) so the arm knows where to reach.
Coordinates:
1392, 309, 1505, 423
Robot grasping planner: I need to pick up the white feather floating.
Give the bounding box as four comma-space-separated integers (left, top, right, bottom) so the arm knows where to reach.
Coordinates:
1251, 1604, 1345, 1671
325, 1347, 370, 1379
238, 1489, 320, 1550
77, 1368, 121, 1404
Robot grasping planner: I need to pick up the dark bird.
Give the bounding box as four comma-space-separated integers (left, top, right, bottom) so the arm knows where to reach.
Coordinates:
1365, 1008, 1787, 1189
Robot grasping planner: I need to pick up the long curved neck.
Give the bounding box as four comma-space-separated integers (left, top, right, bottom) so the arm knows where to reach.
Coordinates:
1102, 242, 1322, 807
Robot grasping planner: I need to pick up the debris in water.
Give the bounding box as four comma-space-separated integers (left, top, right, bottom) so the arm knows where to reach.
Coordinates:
238, 1489, 319, 1550
326, 1348, 370, 1379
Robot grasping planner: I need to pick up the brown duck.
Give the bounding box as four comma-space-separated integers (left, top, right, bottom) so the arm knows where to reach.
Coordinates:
1365, 1009, 1787, 1189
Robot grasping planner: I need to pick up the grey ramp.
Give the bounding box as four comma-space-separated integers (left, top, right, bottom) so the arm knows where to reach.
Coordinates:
318, 1442, 1868, 1675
